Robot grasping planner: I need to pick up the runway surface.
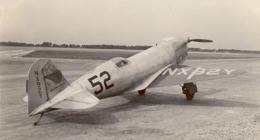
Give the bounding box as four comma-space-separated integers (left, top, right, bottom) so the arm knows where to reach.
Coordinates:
1, 46, 260, 140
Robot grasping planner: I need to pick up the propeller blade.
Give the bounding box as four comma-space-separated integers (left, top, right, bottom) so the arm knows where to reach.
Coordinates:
188, 39, 213, 43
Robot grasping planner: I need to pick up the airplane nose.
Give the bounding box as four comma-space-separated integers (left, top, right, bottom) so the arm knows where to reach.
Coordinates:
161, 37, 188, 44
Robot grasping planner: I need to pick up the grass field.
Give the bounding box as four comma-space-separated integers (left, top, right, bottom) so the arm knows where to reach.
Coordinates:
22, 50, 134, 60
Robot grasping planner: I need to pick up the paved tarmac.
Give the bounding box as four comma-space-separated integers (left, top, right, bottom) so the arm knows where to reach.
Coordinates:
1, 46, 260, 140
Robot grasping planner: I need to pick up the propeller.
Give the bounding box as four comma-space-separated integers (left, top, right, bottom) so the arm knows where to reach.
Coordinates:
188, 39, 213, 43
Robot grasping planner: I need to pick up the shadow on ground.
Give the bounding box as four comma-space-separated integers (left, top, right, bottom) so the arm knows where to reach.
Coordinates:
45, 92, 259, 125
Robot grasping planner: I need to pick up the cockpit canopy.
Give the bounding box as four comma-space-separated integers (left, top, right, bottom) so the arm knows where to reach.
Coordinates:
110, 57, 129, 68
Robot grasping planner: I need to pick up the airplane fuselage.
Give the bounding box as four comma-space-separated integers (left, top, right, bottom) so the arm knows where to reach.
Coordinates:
74, 37, 188, 99
26, 37, 218, 118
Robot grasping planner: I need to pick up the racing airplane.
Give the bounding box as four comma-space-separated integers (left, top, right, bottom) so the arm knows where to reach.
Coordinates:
23, 37, 239, 125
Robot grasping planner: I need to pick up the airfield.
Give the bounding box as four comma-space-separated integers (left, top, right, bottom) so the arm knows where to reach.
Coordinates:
1, 46, 260, 140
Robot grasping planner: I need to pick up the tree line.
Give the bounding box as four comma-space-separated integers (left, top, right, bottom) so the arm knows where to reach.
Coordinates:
188, 48, 260, 54
1, 41, 260, 54
0, 41, 151, 50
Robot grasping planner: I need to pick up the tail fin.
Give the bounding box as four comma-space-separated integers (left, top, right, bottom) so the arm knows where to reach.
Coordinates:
27, 59, 69, 115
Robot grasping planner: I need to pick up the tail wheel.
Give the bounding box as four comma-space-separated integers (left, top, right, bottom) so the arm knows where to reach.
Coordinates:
138, 89, 146, 96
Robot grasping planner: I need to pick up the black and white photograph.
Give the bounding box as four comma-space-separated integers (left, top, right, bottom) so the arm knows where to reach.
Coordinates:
1, 0, 260, 139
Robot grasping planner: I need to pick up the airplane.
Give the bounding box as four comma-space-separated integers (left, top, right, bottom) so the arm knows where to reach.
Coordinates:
23, 37, 240, 125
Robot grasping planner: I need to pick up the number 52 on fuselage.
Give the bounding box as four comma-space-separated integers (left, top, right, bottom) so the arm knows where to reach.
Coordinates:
23, 37, 243, 120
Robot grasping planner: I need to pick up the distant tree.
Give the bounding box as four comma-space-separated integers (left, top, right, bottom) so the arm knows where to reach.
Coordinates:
52, 43, 60, 47
69, 44, 77, 48
60, 44, 68, 47
41, 42, 52, 47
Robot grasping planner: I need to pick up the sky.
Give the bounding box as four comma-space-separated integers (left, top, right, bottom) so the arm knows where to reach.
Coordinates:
0, 0, 260, 50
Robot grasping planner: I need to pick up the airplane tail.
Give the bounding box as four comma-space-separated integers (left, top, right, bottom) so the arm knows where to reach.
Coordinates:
25, 59, 100, 117
26, 59, 70, 115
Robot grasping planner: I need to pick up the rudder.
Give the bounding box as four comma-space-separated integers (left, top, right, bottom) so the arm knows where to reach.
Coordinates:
27, 59, 69, 115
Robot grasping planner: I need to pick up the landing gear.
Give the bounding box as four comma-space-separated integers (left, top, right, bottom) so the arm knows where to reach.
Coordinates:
31, 108, 58, 126
33, 113, 44, 126
181, 82, 198, 100
138, 89, 146, 95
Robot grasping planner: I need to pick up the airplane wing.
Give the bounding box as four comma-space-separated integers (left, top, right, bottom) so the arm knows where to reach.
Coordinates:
148, 64, 244, 88
124, 64, 180, 93
126, 64, 244, 93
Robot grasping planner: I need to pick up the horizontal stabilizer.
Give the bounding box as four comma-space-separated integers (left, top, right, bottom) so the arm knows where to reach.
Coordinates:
29, 83, 100, 115
52, 88, 99, 109
23, 95, 28, 102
